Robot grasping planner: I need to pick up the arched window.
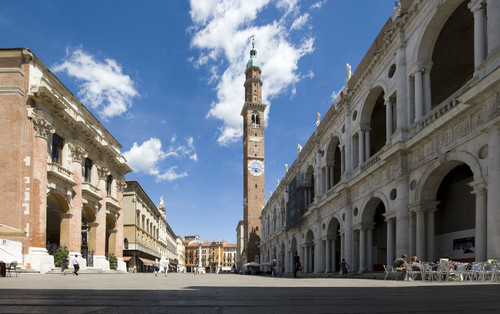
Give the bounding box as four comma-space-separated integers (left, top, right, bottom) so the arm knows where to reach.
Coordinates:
124, 238, 129, 249
251, 112, 260, 128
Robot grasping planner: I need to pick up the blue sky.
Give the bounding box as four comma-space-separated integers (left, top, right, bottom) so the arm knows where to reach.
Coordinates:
2, 0, 396, 243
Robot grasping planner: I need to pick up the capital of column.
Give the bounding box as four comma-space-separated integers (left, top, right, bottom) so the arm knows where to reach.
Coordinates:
116, 180, 127, 192
33, 117, 54, 140
97, 164, 110, 181
68, 141, 86, 164
468, 0, 486, 13
468, 178, 487, 195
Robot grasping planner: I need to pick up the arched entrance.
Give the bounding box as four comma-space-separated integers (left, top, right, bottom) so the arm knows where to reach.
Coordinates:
325, 218, 341, 272
430, 1, 474, 108
46, 192, 70, 256
290, 237, 297, 273
81, 206, 97, 267
304, 229, 314, 273
435, 164, 475, 261
361, 198, 388, 271
105, 214, 117, 258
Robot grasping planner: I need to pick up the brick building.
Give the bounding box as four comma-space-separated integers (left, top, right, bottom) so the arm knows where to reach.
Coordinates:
0, 48, 131, 273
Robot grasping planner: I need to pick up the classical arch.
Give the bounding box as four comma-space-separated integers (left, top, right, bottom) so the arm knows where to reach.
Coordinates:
412, 150, 482, 262
415, 150, 482, 202
81, 205, 97, 259
46, 191, 71, 255
304, 229, 315, 273
325, 217, 341, 272
105, 214, 117, 258
325, 136, 341, 190
412, 0, 474, 117
359, 86, 386, 161
359, 196, 389, 271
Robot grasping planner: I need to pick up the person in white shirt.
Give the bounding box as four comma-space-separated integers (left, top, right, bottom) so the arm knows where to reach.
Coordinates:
72, 255, 79, 276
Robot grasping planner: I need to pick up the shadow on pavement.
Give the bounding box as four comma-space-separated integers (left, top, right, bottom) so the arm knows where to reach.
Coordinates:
0, 285, 499, 313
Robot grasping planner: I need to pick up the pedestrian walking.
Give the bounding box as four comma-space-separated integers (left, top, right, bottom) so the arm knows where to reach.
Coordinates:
340, 258, 349, 276
154, 259, 160, 276
294, 253, 301, 278
72, 255, 79, 276
163, 258, 170, 277
62, 255, 69, 275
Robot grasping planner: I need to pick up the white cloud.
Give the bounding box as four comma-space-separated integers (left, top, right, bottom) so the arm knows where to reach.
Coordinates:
290, 13, 309, 31
123, 136, 197, 182
189, 0, 315, 145
311, 1, 325, 10
53, 48, 138, 120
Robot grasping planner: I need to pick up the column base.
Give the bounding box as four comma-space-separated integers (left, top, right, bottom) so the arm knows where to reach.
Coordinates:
93, 255, 110, 271
26, 247, 54, 274
117, 258, 127, 272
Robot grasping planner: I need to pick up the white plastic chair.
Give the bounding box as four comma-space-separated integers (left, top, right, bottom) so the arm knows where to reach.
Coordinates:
383, 265, 399, 280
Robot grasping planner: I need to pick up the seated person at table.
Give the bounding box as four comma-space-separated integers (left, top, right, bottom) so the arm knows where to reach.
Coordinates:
394, 254, 410, 280
411, 256, 421, 264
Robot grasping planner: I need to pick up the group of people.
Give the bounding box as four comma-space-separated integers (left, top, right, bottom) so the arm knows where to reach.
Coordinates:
393, 254, 421, 281
270, 259, 283, 277
61, 254, 80, 276
154, 258, 170, 277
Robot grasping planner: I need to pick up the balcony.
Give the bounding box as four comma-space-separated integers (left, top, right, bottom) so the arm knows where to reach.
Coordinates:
81, 182, 102, 202
47, 162, 76, 191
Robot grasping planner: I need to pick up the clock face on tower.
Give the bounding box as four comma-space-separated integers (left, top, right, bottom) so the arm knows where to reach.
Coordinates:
248, 160, 264, 176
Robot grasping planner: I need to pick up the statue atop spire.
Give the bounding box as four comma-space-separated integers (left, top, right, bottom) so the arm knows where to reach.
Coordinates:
246, 35, 260, 69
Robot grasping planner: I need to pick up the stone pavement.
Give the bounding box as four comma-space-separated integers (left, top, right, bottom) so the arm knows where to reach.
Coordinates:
0, 272, 499, 313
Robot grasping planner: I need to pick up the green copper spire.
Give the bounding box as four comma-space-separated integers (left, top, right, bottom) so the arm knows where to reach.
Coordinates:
246, 37, 260, 69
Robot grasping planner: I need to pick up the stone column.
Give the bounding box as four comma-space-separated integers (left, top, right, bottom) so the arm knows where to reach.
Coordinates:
469, 0, 487, 70
31, 118, 53, 250
423, 67, 432, 115
325, 239, 330, 273
68, 142, 85, 256
386, 98, 393, 144
344, 207, 353, 268
487, 126, 500, 258
341, 147, 345, 174
396, 32, 408, 133
345, 111, 352, 173
415, 209, 426, 261
340, 231, 345, 262
359, 130, 365, 165
407, 74, 415, 124
364, 128, 371, 161
367, 227, 373, 271
395, 179, 409, 257
409, 211, 416, 257
469, 180, 487, 262
414, 69, 424, 121
359, 227, 366, 272
332, 237, 337, 272
386, 217, 395, 266
486, 0, 500, 55
426, 208, 436, 262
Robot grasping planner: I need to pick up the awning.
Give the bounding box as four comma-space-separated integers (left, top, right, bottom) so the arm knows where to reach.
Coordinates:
122, 256, 132, 262
138, 257, 155, 266
0, 224, 26, 237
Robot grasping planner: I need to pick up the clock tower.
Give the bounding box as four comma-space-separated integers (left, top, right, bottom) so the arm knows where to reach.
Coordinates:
241, 39, 266, 264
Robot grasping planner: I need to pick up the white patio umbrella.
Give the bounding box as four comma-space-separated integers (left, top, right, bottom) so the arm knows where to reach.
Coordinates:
243, 261, 261, 267
0, 224, 26, 237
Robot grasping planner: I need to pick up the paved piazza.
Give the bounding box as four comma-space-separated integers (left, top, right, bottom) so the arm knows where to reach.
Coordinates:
0, 273, 499, 313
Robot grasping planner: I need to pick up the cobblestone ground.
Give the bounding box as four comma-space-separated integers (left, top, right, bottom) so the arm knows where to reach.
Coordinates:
0, 273, 499, 313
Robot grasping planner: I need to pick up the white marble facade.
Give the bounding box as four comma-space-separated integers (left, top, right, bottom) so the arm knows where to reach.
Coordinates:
260, 0, 500, 274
